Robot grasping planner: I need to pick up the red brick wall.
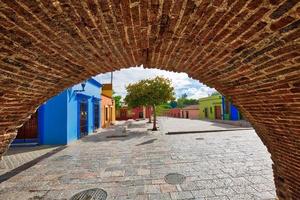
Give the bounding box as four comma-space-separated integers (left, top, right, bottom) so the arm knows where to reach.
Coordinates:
0, 1, 300, 198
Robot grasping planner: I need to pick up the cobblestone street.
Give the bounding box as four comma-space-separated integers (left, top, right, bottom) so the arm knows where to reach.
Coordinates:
0, 118, 275, 200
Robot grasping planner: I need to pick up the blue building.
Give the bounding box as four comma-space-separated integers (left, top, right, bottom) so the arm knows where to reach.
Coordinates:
14, 78, 102, 145
222, 96, 242, 121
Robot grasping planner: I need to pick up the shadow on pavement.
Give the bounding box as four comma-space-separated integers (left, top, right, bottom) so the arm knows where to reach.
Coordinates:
0, 146, 66, 183
81, 130, 149, 143
136, 139, 157, 146
4, 145, 61, 156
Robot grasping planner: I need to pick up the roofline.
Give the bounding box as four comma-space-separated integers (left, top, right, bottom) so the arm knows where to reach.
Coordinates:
199, 95, 222, 101
87, 78, 102, 88
101, 94, 113, 99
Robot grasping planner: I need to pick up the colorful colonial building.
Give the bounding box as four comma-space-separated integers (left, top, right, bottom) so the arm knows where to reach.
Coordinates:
14, 78, 102, 145
116, 106, 152, 120
199, 95, 242, 121
166, 108, 181, 118
222, 97, 242, 120
101, 84, 116, 128
199, 95, 223, 120
181, 105, 200, 119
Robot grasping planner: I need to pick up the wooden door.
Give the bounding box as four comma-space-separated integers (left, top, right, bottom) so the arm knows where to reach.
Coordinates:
120, 109, 127, 120
17, 112, 38, 139
80, 101, 88, 137
215, 106, 222, 119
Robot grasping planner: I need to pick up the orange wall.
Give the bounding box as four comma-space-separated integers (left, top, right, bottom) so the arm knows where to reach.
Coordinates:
101, 95, 115, 128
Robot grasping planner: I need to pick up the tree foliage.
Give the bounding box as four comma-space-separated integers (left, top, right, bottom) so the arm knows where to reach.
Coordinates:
113, 95, 122, 110
156, 103, 172, 116
210, 91, 220, 96
177, 93, 199, 108
125, 76, 175, 130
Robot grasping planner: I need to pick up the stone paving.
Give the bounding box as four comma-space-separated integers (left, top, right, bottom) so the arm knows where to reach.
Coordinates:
0, 145, 61, 176
0, 118, 275, 200
159, 117, 251, 133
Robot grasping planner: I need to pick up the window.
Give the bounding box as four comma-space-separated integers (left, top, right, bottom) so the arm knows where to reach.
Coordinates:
105, 107, 108, 121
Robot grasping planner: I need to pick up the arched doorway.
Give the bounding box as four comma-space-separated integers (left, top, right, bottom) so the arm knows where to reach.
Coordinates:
0, 1, 299, 198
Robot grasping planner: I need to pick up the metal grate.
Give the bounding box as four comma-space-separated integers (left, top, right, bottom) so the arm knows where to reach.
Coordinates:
70, 188, 107, 200
164, 173, 186, 185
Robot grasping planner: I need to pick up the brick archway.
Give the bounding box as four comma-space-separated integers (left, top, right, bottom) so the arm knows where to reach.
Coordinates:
0, 1, 299, 199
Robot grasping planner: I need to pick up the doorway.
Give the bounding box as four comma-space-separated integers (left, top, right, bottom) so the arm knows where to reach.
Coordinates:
16, 112, 38, 143
94, 102, 100, 131
80, 101, 88, 138
139, 111, 144, 118
204, 108, 208, 118
215, 106, 222, 120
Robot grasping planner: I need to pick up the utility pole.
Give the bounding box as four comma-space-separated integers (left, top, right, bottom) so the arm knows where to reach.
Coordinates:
111, 71, 113, 84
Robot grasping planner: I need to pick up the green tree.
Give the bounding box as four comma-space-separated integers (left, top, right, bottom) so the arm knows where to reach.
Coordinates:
156, 103, 172, 116
177, 93, 187, 108
177, 93, 198, 108
113, 95, 122, 110
169, 100, 177, 108
124, 80, 151, 121
210, 91, 220, 96
125, 76, 175, 131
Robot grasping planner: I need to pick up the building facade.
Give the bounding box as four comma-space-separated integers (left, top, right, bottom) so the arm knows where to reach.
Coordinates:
181, 105, 200, 119
116, 106, 152, 120
101, 84, 116, 128
199, 95, 223, 120
222, 96, 242, 121
166, 108, 181, 118
14, 78, 102, 145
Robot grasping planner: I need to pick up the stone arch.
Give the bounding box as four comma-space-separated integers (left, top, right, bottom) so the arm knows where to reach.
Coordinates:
0, 0, 299, 199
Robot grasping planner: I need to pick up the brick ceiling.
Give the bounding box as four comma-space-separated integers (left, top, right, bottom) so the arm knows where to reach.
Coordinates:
0, 1, 300, 199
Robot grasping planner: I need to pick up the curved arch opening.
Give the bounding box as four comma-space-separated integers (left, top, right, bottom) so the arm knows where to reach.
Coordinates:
0, 0, 299, 198
1, 66, 277, 199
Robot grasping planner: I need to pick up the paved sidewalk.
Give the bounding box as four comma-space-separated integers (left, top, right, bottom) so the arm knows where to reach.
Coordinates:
159, 117, 252, 133
0, 118, 275, 199
0, 145, 61, 176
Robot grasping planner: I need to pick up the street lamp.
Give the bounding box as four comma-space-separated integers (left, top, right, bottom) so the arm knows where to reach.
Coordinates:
74, 80, 87, 93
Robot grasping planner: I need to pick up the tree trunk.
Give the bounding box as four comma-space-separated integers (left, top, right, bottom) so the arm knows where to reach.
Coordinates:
148, 114, 152, 123
152, 105, 157, 131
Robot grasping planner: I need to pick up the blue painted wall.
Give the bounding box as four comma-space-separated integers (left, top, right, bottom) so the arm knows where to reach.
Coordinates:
39, 91, 68, 145
230, 104, 240, 121
66, 80, 101, 144
38, 78, 102, 145
222, 96, 240, 121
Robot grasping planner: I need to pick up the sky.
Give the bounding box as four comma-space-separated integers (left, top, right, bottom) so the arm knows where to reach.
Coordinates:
95, 66, 216, 100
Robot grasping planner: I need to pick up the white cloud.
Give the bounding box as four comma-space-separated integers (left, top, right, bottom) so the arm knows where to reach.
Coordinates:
95, 66, 216, 100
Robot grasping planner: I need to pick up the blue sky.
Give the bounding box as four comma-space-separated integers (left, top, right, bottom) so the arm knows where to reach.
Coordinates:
96, 66, 216, 100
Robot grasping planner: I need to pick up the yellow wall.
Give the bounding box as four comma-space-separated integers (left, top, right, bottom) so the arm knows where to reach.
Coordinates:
199, 95, 222, 120
102, 84, 113, 97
